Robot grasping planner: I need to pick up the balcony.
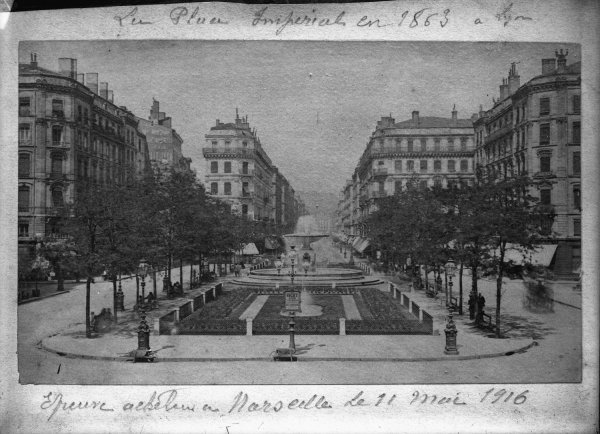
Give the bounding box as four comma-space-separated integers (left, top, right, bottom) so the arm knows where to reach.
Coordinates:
48, 141, 70, 148
372, 168, 388, 177
239, 169, 254, 176
203, 147, 255, 158
370, 191, 387, 199
51, 111, 65, 119
484, 124, 513, 145
19, 109, 32, 117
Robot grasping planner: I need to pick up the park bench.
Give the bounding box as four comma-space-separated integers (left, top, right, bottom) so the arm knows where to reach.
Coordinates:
480, 312, 494, 330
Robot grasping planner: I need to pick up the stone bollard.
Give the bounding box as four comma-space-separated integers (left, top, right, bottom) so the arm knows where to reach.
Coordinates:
153, 317, 160, 335
400, 292, 405, 305
393, 285, 397, 299
212, 286, 217, 299
190, 300, 194, 311
174, 308, 180, 322
202, 293, 206, 305
419, 308, 423, 322
339, 318, 346, 336
408, 300, 413, 313
246, 318, 253, 336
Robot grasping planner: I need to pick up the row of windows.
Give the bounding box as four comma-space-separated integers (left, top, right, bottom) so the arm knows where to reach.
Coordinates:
538, 95, 580, 117
537, 185, 581, 210
210, 161, 250, 174
377, 137, 470, 152
209, 181, 252, 196
18, 185, 64, 211
210, 140, 249, 147
381, 159, 470, 173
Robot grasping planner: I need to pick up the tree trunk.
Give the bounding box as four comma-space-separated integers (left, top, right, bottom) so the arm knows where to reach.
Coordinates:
85, 276, 92, 338
189, 259, 193, 290
168, 254, 172, 280
179, 257, 183, 287
112, 276, 118, 323
472, 264, 479, 320
424, 265, 429, 292
458, 262, 464, 315
136, 274, 140, 306
153, 269, 157, 299
496, 245, 506, 338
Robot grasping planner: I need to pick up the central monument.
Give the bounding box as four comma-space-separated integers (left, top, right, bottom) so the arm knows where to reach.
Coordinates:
283, 215, 329, 272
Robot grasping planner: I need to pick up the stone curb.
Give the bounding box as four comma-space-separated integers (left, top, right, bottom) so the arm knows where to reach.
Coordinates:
40, 338, 538, 363
18, 290, 70, 305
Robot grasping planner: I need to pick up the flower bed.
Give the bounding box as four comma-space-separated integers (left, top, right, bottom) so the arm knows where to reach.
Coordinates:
253, 318, 340, 335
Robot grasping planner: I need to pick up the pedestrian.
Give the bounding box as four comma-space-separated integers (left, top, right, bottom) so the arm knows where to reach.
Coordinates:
468, 292, 476, 320
477, 293, 486, 324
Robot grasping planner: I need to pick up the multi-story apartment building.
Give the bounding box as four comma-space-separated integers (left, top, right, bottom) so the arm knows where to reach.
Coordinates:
18, 53, 151, 261
137, 99, 190, 172
474, 50, 581, 274
203, 110, 302, 227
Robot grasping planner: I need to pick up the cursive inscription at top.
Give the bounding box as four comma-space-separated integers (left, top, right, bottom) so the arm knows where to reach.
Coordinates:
114, 7, 153, 26
252, 6, 346, 35
170, 6, 229, 25
495, 2, 533, 26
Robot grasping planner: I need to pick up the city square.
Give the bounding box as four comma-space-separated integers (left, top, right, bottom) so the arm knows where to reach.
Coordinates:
15, 40, 583, 387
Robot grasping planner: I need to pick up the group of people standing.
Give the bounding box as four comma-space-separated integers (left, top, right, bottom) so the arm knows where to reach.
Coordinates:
468, 291, 487, 324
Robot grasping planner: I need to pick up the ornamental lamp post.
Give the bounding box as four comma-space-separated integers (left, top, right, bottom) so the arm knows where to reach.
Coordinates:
138, 258, 149, 307
444, 311, 459, 355
445, 259, 456, 311
116, 274, 125, 311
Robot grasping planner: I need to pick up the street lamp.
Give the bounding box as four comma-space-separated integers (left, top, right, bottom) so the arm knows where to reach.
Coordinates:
445, 259, 456, 311
138, 258, 149, 308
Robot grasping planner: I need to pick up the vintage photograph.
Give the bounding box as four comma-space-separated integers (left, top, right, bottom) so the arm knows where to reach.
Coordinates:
16, 40, 582, 385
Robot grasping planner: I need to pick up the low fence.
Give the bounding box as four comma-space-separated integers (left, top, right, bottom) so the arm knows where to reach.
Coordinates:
252, 318, 340, 335
388, 283, 435, 335
250, 286, 362, 295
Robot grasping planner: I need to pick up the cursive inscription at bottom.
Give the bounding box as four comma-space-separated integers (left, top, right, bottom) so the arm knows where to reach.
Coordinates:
41, 392, 114, 421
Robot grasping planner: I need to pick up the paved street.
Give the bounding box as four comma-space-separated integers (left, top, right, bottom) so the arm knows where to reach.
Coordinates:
17, 239, 582, 385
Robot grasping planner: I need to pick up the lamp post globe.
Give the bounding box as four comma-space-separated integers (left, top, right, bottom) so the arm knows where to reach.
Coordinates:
138, 259, 149, 307
445, 259, 456, 311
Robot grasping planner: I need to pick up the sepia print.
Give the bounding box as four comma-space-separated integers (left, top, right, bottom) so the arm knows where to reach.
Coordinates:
15, 40, 583, 386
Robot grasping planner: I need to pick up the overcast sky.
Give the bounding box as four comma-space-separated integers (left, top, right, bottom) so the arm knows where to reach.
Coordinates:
20, 41, 580, 194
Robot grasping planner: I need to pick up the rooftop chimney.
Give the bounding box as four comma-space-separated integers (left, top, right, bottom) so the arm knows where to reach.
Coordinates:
107, 90, 114, 103
500, 78, 509, 100
412, 110, 420, 126
58, 58, 77, 79
508, 62, 520, 94
85, 73, 99, 94
30, 52, 38, 68
99, 82, 109, 99
556, 49, 568, 72
150, 99, 160, 121
542, 58, 556, 74
479, 104, 485, 118
76, 73, 84, 84
216, 119, 220, 126
451, 104, 458, 124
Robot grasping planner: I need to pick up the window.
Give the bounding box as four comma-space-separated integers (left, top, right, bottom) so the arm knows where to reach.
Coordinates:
407, 140, 413, 152
394, 180, 402, 193
19, 97, 31, 116
420, 160, 427, 173
540, 189, 551, 205
433, 177, 442, 188
52, 188, 64, 208
52, 126, 64, 144
210, 161, 218, 173
434, 139, 441, 152
224, 161, 232, 173
460, 137, 468, 151
419, 180, 428, 190
573, 95, 581, 114
224, 182, 232, 195
434, 160, 442, 172
394, 160, 402, 173
460, 160, 469, 172
242, 204, 248, 215
210, 182, 218, 194
572, 122, 581, 144
406, 160, 414, 172
211, 141, 218, 146
224, 140, 231, 147
18, 153, 31, 177
242, 141, 248, 148
18, 222, 29, 238
242, 162, 249, 174
84, 108, 89, 124
539, 123, 550, 145
573, 151, 581, 175
540, 155, 551, 173
77, 106, 82, 122
51, 99, 64, 117
242, 182, 249, 196
539, 97, 550, 116
18, 124, 31, 143
448, 160, 456, 172
447, 180, 456, 190
378, 181, 385, 193
420, 139, 427, 152
51, 154, 62, 178
447, 138, 455, 151
18, 185, 30, 212
573, 219, 581, 237
573, 186, 581, 210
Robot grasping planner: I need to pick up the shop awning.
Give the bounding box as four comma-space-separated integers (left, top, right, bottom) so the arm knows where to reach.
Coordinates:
241, 243, 259, 255
494, 244, 558, 267
355, 239, 371, 254
352, 237, 363, 248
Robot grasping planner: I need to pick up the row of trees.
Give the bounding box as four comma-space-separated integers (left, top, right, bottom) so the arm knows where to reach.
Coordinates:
366, 175, 553, 337
31, 166, 281, 337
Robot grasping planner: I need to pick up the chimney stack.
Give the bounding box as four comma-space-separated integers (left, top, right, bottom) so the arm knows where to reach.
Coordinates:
508, 62, 520, 94
85, 73, 99, 94
99, 82, 109, 99
500, 78, 509, 100
76, 73, 85, 84
216, 119, 220, 126
556, 49, 568, 72
30, 53, 38, 68
150, 99, 160, 121
479, 104, 485, 118
412, 110, 420, 126
451, 104, 458, 124
542, 58, 556, 74
58, 58, 77, 79
108, 90, 114, 103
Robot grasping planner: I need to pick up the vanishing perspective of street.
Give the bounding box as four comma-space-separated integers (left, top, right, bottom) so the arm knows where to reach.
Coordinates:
16, 41, 583, 385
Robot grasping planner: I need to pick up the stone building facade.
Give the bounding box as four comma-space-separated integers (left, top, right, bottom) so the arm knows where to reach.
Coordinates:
474, 50, 581, 274
202, 110, 302, 228
18, 53, 151, 261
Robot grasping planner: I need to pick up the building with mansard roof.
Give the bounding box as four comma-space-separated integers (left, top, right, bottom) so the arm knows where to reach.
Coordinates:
473, 50, 581, 275
18, 53, 151, 263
